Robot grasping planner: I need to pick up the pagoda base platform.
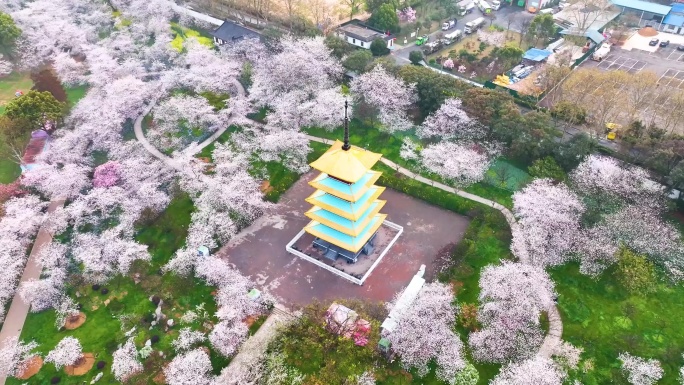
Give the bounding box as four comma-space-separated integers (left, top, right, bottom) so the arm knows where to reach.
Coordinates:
286, 220, 403, 285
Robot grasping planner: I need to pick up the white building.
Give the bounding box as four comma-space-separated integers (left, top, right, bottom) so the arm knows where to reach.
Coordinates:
336, 20, 396, 50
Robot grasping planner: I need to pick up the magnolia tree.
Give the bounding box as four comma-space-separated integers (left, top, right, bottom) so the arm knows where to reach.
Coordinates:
350, 65, 416, 133
511, 179, 585, 266
172, 328, 206, 352
0, 337, 39, 378
570, 155, 664, 209
112, 339, 143, 381
490, 357, 567, 385
387, 282, 466, 381
417, 98, 481, 141
469, 261, 556, 363
420, 141, 494, 187
164, 348, 214, 385
618, 353, 663, 385
45, 336, 83, 369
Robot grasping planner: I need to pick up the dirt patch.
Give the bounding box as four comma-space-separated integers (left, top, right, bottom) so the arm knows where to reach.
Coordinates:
65, 353, 95, 376
30, 68, 67, 102
17, 356, 42, 379
65, 312, 86, 330
153, 371, 166, 384
638, 27, 658, 37
260, 180, 273, 194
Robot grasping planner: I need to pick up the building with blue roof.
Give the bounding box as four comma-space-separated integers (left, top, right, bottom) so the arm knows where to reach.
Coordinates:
523, 48, 552, 62
663, 3, 684, 34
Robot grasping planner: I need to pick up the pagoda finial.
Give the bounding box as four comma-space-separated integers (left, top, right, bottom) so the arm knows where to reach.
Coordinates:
342, 100, 351, 151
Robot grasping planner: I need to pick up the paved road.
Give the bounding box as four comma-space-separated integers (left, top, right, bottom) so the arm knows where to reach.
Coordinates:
0, 198, 66, 384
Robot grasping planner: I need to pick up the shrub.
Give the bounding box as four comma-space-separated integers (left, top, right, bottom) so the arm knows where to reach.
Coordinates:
454, 362, 479, 385
96, 361, 106, 369
151, 295, 161, 306
151, 335, 160, 344
92, 284, 101, 291
370, 38, 390, 56
51, 377, 61, 384
409, 50, 424, 65
614, 247, 658, 294
101, 288, 109, 295
458, 303, 479, 331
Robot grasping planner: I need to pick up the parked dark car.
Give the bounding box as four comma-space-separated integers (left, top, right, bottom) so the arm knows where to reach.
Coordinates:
677, 45, 684, 51
649, 38, 659, 46
660, 40, 670, 47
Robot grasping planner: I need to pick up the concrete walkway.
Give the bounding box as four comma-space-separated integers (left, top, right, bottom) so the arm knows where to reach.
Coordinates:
217, 304, 294, 382
0, 197, 66, 384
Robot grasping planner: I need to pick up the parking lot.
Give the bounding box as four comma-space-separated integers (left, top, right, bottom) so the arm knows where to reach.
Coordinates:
658, 68, 684, 89
595, 55, 647, 73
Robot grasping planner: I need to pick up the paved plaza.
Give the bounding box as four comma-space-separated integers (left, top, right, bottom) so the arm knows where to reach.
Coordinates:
217, 172, 470, 306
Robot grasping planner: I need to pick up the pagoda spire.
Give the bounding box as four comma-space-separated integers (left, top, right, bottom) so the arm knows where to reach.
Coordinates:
342, 100, 351, 151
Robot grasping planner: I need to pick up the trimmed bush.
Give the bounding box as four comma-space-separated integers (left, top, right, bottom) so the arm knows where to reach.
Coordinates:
151, 295, 161, 306
151, 335, 160, 344
51, 377, 61, 384
92, 284, 100, 291
100, 288, 109, 295
97, 361, 106, 369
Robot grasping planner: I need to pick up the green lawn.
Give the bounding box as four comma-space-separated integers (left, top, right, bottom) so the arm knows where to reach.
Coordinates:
0, 72, 33, 109
551, 263, 684, 385
0, 159, 21, 184
7, 195, 238, 383
170, 22, 214, 52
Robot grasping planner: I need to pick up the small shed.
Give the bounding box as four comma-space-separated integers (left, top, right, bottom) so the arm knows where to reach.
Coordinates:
522, 48, 553, 62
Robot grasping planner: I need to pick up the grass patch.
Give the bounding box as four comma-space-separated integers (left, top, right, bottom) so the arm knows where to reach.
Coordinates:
135, 194, 194, 266
170, 22, 214, 52
551, 263, 684, 385
65, 85, 88, 107
0, 72, 33, 109
0, 159, 21, 184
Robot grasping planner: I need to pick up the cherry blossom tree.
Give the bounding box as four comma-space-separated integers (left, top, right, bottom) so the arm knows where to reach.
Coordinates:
469, 261, 555, 363
72, 230, 150, 283
93, 161, 122, 188
356, 371, 376, 385
21, 163, 91, 199
570, 155, 664, 209
420, 141, 494, 187
0, 337, 39, 379
417, 99, 482, 141
54, 296, 80, 329
618, 353, 663, 385
45, 336, 83, 369
511, 179, 585, 266
387, 282, 466, 381
172, 328, 206, 352
397, 7, 416, 22
209, 320, 249, 357
399, 138, 420, 161
19, 275, 65, 312
442, 59, 454, 70
0, 59, 12, 77
350, 65, 416, 133
490, 357, 567, 385
53, 52, 88, 87
178, 40, 240, 94
112, 338, 142, 382
476, 30, 506, 47
164, 348, 215, 385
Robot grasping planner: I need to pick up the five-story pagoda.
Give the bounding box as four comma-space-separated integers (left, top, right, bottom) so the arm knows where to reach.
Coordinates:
304, 101, 387, 263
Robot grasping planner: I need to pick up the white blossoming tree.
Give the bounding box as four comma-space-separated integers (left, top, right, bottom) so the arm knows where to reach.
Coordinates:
45, 336, 83, 369
209, 320, 249, 357
172, 328, 206, 352
469, 261, 555, 363
417, 98, 482, 141
0, 337, 40, 378
164, 348, 214, 385
490, 356, 567, 385
387, 282, 466, 381
420, 141, 494, 187
618, 353, 663, 385
112, 339, 142, 381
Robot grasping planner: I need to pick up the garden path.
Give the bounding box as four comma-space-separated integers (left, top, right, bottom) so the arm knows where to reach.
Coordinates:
0, 197, 66, 384
217, 304, 295, 382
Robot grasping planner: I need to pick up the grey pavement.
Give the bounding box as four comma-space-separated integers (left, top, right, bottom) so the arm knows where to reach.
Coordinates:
0, 198, 66, 384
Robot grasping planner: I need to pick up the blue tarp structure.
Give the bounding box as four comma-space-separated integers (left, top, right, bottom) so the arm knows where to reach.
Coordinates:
523, 48, 552, 62
664, 3, 684, 28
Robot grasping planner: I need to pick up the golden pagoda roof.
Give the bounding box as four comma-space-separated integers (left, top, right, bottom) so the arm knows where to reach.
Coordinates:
309, 140, 383, 184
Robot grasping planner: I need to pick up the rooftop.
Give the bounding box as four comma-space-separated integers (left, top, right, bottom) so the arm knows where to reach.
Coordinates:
554, 2, 620, 32
664, 3, 684, 27
309, 140, 383, 183
610, 0, 671, 15
210, 20, 260, 42
523, 48, 552, 62
337, 20, 395, 42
